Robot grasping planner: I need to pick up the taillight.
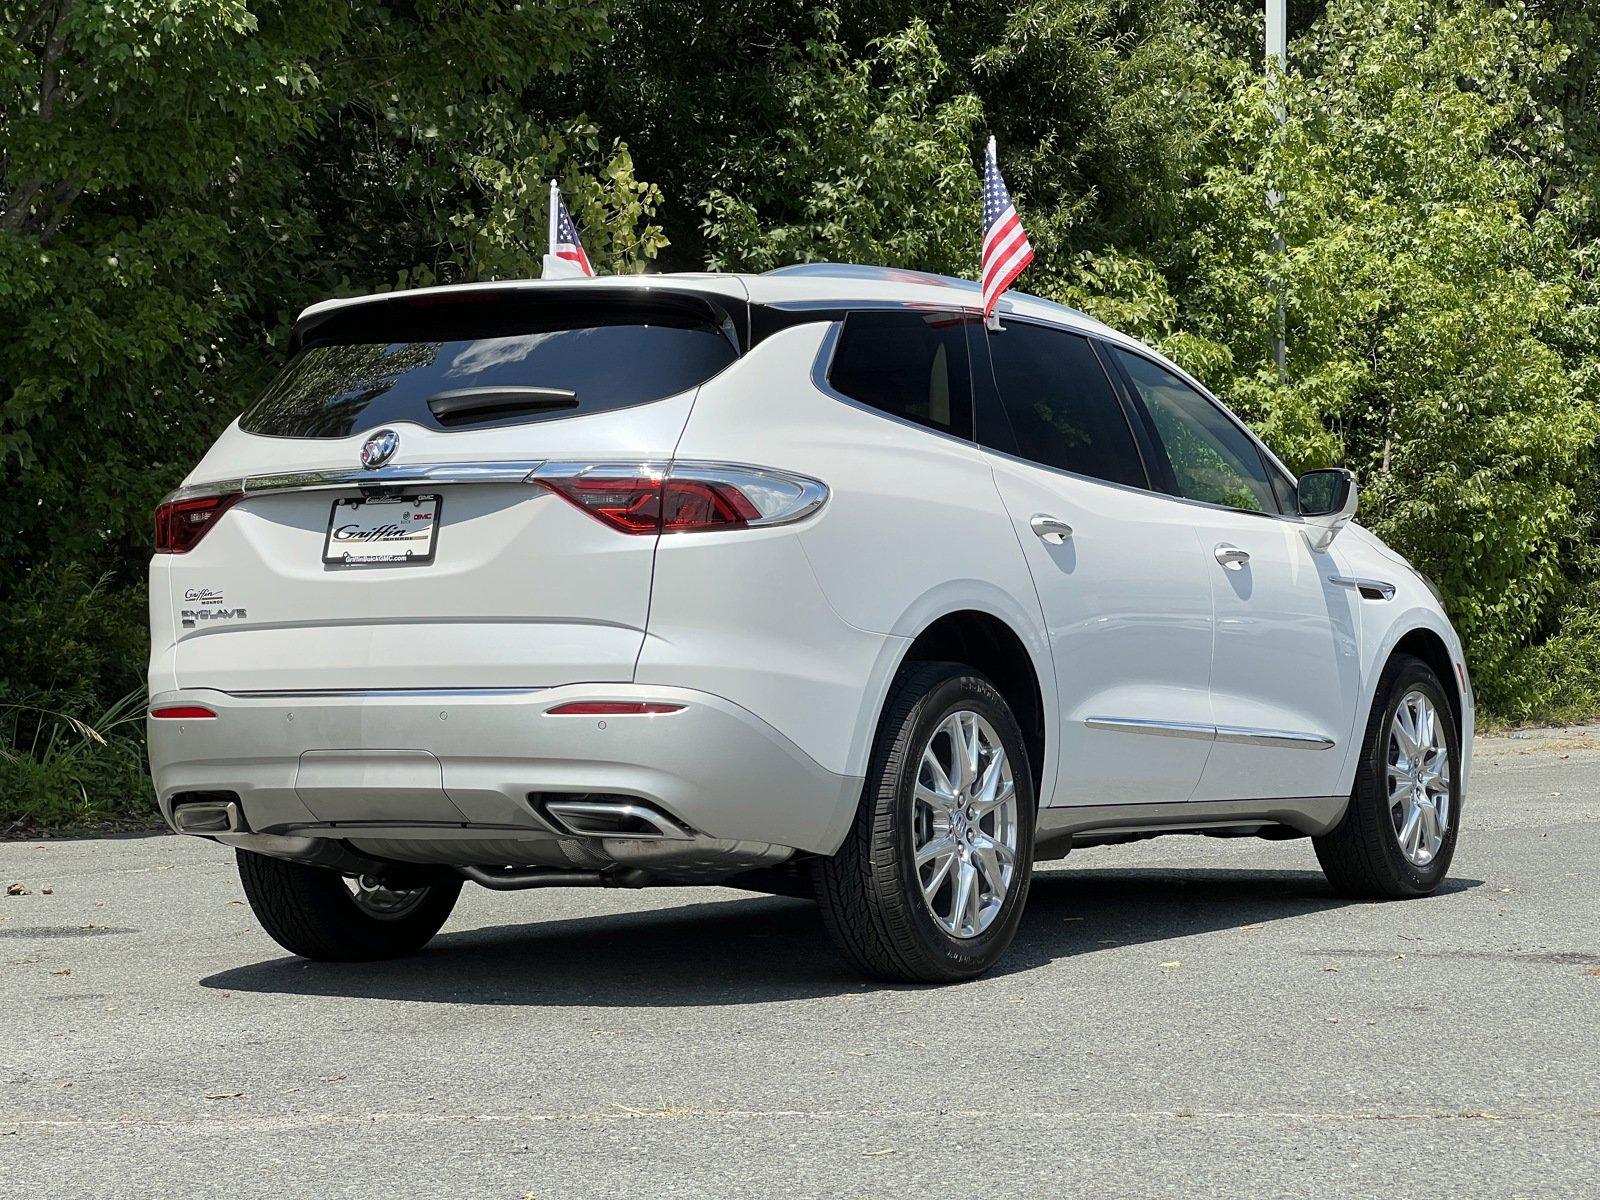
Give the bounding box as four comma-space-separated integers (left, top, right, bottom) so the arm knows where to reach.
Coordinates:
154, 492, 242, 553
531, 462, 825, 535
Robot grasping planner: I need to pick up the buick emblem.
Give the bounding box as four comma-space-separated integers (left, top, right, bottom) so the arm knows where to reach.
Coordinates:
360, 429, 399, 470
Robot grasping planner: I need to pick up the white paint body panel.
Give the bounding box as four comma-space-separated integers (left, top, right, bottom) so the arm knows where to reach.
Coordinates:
148, 268, 1474, 862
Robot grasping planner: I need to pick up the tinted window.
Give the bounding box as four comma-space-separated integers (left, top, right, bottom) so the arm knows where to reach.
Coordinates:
1111, 348, 1281, 515
242, 312, 738, 438
981, 324, 1147, 488
827, 310, 974, 439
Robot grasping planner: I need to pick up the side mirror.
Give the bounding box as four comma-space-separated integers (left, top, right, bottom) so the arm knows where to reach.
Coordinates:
1297, 468, 1357, 552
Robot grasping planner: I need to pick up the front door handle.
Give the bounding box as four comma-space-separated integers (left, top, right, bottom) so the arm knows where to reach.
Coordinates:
1030, 515, 1073, 544
1214, 543, 1250, 570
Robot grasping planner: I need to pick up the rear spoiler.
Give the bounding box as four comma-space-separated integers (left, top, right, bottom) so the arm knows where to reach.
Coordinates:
287, 284, 750, 358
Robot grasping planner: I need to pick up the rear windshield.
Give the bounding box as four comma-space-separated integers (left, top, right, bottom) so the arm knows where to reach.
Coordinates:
241, 300, 740, 438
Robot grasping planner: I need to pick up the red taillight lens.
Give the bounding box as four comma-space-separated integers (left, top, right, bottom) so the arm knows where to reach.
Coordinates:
149, 705, 217, 719
154, 492, 242, 553
537, 475, 761, 535
545, 701, 685, 716
538, 474, 664, 534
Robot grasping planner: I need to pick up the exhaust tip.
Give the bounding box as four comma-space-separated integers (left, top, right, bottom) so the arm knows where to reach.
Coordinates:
533, 793, 691, 840
171, 793, 246, 835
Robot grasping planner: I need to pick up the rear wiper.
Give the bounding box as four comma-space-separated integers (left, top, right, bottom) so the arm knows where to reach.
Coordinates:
427, 386, 578, 425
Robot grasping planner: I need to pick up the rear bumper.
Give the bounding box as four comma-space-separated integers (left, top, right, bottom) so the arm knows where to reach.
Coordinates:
147, 684, 862, 858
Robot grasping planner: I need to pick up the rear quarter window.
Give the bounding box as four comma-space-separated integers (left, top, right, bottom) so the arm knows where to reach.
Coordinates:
242, 297, 740, 438
825, 310, 975, 439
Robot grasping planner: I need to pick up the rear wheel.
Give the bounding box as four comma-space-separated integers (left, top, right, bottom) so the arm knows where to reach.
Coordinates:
236, 850, 462, 961
1314, 654, 1461, 898
814, 662, 1035, 983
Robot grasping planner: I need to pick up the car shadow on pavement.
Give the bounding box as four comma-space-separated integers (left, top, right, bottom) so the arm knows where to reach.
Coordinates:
200, 865, 1482, 1006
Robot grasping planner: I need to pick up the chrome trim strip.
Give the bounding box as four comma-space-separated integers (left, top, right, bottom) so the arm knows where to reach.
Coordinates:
1085, 716, 1334, 750
1213, 725, 1336, 750
1329, 575, 1396, 601
166, 461, 547, 502
1083, 716, 1216, 742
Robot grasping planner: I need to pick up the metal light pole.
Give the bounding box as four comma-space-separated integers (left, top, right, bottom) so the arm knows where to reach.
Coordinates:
1267, 0, 1287, 379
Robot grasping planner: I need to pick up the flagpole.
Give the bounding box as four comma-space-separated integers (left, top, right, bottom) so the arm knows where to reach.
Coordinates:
548, 180, 560, 261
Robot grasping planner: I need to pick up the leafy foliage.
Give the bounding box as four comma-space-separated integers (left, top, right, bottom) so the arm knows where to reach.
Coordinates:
4, 0, 1599, 823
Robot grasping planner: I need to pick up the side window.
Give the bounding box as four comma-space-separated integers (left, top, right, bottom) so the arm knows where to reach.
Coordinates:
980, 323, 1147, 489
1110, 348, 1281, 515
827, 310, 974, 439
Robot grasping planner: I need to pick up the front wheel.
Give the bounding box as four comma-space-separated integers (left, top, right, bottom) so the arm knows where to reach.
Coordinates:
1314, 654, 1461, 898
814, 662, 1036, 983
236, 850, 462, 961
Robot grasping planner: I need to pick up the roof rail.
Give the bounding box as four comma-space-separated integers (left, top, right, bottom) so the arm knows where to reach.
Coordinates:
763, 262, 974, 290
761, 262, 1099, 326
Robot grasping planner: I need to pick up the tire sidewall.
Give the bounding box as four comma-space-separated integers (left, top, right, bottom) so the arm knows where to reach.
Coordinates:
890, 672, 1036, 976
1360, 659, 1462, 892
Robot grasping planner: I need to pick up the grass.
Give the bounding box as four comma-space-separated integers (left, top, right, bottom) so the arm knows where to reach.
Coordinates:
0, 688, 159, 836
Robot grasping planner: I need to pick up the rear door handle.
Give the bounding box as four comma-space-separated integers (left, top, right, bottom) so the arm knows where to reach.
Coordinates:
1030, 515, 1073, 544
1214, 544, 1250, 569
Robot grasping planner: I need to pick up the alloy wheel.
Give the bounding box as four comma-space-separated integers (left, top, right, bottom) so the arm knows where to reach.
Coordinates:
345, 874, 432, 921
1387, 690, 1451, 867
912, 710, 1019, 938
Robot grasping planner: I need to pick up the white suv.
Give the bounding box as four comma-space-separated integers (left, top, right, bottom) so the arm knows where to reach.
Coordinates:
148, 264, 1473, 982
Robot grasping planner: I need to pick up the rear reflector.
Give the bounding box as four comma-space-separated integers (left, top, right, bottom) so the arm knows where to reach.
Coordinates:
150, 705, 218, 720
544, 701, 685, 716
154, 492, 242, 553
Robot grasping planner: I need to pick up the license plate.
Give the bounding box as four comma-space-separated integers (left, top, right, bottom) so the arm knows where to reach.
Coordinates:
323, 494, 441, 566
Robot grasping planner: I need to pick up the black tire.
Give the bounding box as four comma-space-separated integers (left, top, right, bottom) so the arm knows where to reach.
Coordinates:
814, 662, 1036, 983
1314, 654, 1461, 898
236, 850, 462, 961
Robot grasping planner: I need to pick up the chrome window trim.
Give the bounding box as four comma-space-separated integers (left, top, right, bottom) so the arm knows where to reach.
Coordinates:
1086, 716, 1334, 750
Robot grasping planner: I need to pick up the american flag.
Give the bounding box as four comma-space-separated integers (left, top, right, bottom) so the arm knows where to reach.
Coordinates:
980, 137, 1033, 317
552, 189, 594, 277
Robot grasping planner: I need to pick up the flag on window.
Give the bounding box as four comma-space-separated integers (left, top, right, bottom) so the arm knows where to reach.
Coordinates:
980, 137, 1033, 319
542, 182, 595, 279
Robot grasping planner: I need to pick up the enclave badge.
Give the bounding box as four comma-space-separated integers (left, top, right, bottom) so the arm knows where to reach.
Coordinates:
360, 429, 399, 470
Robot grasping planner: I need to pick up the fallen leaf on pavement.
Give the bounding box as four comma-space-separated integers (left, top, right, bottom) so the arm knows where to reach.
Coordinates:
49, 968, 70, 977
40, 886, 52, 895
1583, 967, 1600, 977
202, 1092, 245, 1101
1322, 965, 1341, 973
6, 884, 29, 896
863, 1149, 895, 1157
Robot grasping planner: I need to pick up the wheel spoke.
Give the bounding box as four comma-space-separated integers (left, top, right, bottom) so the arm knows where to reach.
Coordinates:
949, 860, 975, 932
921, 850, 955, 902
972, 843, 1009, 905
917, 834, 957, 867
973, 760, 1014, 817
921, 746, 956, 801
1397, 805, 1421, 855
1420, 801, 1441, 851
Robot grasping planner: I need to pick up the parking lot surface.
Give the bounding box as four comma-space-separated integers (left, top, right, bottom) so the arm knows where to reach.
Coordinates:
3, 726, 1596, 1198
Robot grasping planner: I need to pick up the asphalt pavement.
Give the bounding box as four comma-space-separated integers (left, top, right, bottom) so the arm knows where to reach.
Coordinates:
2, 726, 1596, 1198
